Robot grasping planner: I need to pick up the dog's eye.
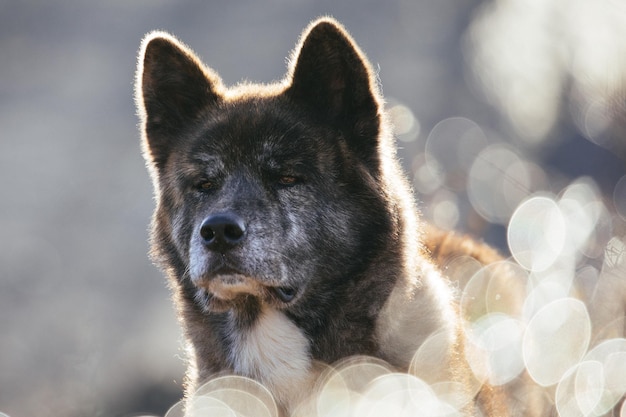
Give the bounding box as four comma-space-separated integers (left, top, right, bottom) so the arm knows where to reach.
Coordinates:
195, 180, 215, 191
277, 175, 300, 186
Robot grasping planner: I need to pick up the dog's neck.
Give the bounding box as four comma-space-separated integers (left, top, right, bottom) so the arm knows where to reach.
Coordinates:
222, 306, 314, 411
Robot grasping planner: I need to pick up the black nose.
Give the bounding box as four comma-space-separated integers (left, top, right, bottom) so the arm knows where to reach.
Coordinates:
200, 213, 247, 252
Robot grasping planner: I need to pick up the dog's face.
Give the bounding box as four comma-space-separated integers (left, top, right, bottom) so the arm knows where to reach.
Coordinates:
137, 20, 392, 315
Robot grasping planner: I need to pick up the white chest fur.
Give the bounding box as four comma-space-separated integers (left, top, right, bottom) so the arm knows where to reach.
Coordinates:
227, 308, 313, 409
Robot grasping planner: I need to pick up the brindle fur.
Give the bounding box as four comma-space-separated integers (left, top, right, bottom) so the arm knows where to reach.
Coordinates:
136, 18, 520, 416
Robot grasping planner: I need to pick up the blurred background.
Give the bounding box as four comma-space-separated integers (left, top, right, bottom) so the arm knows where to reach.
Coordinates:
1, 1, 625, 416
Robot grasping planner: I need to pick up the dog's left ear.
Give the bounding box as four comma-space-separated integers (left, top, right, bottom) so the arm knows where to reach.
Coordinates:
286, 18, 382, 162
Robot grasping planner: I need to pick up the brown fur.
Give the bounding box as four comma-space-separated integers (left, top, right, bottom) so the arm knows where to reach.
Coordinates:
424, 223, 504, 267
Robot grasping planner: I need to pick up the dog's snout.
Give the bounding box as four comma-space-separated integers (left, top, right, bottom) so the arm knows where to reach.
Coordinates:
200, 213, 246, 251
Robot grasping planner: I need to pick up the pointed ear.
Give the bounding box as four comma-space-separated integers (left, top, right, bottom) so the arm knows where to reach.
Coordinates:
135, 32, 221, 168
286, 19, 382, 160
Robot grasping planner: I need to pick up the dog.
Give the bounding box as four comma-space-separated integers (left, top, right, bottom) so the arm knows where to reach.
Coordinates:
135, 18, 516, 416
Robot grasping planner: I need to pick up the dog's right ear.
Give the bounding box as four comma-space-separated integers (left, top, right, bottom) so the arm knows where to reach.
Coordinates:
136, 32, 222, 169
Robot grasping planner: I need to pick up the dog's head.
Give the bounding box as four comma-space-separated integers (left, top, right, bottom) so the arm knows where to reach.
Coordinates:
136, 18, 397, 315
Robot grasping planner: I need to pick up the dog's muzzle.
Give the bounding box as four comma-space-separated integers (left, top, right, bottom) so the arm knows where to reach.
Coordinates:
193, 212, 299, 306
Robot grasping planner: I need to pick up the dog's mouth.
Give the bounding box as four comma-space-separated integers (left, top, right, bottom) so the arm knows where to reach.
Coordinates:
206, 273, 262, 300
194, 271, 298, 311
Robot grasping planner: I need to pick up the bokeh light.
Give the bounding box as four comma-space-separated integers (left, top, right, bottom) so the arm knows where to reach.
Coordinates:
559, 178, 612, 259
508, 196, 566, 271
315, 356, 392, 417
460, 260, 527, 321
555, 360, 604, 417
412, 152, 445, 195
410, 330, 467, 387
168, 375, 279, 417
581, 339, 626, 415
604, 237, 626, 270
425, 117, 488, 189
357, 373, 459, 417
523, 298, 591, 387
466, 0, 626, 147
468, 145, 535, 224
387, 99, 421, 143
615, 175, 626, 221
464, 313, 526, 386
426, 189, 460, 230
164, 401, 186, 417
